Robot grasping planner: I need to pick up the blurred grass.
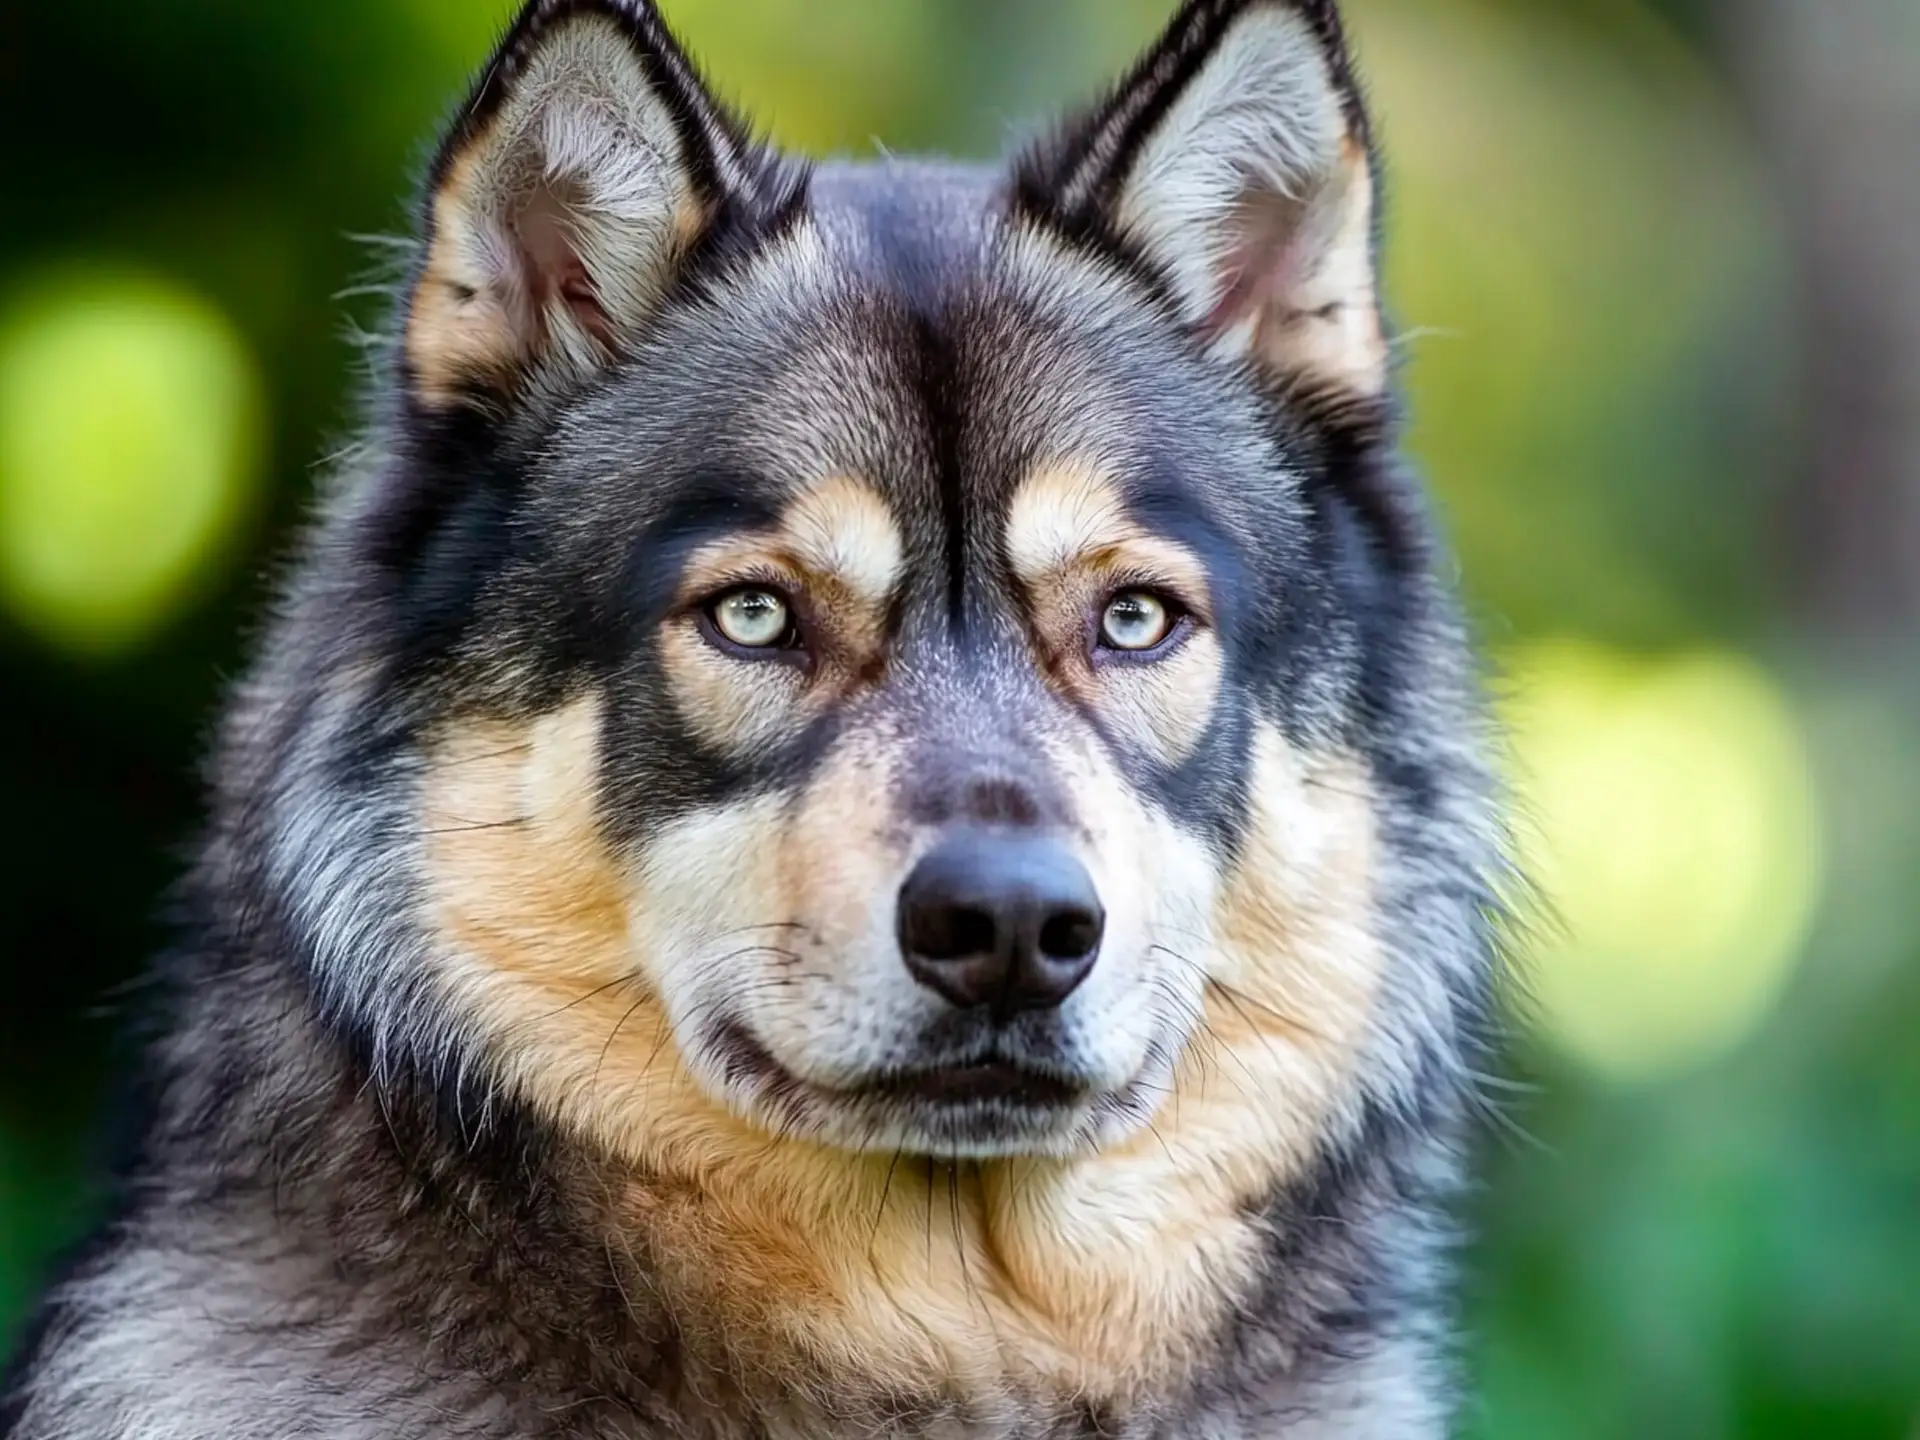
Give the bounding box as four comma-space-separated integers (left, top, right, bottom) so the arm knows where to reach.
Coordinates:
0, 2, 1913, 1435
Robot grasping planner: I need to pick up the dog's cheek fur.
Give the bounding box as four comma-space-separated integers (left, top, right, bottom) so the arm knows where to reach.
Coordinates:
1199, 724, 1387, 1179
419, 690, 683, 1135
418, 691, 805, 1166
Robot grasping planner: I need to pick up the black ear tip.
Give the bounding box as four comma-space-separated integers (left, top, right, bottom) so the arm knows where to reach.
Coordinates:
478, 0, 683, 98
1172, 0, 1349, 27
507, 0, 664, 25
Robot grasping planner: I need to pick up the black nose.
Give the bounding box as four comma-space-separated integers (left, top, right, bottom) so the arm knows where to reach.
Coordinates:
897, 831, 1104, 1018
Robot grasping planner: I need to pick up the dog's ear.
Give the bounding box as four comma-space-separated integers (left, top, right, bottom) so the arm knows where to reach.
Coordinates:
404, 0, 765, 408
1015, 0, 1385, 416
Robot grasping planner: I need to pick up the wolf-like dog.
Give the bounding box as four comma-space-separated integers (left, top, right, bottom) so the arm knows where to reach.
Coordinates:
1, 0, 1503, 1434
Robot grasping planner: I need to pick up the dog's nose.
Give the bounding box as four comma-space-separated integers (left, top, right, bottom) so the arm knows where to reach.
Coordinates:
896, 831, 1104, 1017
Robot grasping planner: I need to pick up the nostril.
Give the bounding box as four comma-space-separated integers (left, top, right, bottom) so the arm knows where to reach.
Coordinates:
950, 907, 997, 958
1037, 907, 1101, 962
910, 904, 997, 962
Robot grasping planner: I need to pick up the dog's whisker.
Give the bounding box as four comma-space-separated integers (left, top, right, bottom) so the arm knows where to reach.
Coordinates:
870, 1148, 905, 1261
534, 976, 639, 1020
419, 815, 530, 836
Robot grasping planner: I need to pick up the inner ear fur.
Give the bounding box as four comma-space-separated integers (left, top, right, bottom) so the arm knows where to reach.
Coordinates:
1014, 0, 1387, 414
404, 0, 754, 408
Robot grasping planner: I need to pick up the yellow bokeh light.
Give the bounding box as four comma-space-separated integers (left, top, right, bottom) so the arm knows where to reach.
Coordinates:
0, 269, 265, 657
1502, 640, 1824, 1083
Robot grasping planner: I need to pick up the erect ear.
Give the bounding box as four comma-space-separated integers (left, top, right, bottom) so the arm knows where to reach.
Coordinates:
1014, 0, 1385, 418
404, 0, 773, 409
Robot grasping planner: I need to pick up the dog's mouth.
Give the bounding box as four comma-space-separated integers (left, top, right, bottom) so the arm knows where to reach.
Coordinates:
860, 1058, 1085, 1110
706, 1018, 1105, 1155
839, 1053, 1098, 1157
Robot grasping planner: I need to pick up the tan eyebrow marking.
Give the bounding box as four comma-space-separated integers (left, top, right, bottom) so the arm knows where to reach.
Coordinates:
1005, 459, 1133, 581
780, 473, 903, 608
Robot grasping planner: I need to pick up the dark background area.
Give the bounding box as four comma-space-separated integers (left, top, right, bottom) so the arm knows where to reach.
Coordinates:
1, 2, 1916, 1435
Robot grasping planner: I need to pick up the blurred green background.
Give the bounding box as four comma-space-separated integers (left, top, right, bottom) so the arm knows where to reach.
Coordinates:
1, 1, 1916, 1435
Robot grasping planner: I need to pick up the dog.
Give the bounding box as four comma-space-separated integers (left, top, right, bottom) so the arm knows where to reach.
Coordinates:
0, 0, 1504, 1433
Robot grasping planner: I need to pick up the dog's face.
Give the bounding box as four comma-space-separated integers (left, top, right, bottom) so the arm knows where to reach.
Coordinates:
349, 0, 1415, 1167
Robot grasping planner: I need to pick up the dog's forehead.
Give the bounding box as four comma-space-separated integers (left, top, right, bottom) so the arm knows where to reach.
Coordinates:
805, 161, 1232, 475
548, 161, 1276, 554
758, 171, 1174, 496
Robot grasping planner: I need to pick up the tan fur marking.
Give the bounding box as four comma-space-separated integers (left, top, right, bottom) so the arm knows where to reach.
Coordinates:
1006, 459, 1222, 764
407, 149, 528, 406
659, 621, 809, 756
1004, 460, 1212, 608
1180, 724, 1386, 1190
673, 474, 902, 620
424, 694, 628, 987
779, 473, 905, 610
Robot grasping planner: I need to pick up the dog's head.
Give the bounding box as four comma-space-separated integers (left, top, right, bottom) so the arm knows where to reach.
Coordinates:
257, 0, 1489, 1183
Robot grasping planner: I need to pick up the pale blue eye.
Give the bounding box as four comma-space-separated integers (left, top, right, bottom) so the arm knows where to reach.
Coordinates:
1100, 592, 1174, 652
712, 589, 791, 649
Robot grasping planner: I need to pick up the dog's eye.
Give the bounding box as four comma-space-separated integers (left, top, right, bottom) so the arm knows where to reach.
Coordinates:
708, 588, 796, 651
1098, 591, 1179, 654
